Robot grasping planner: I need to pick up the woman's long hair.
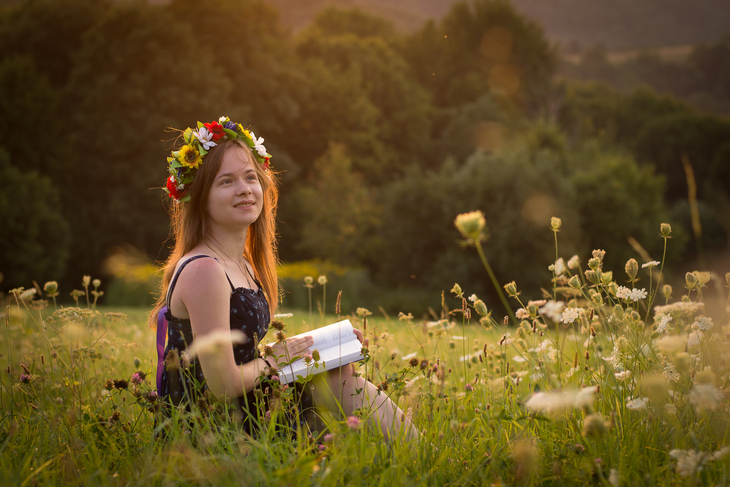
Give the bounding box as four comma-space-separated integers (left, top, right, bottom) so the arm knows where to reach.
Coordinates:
149, 139, 280, 328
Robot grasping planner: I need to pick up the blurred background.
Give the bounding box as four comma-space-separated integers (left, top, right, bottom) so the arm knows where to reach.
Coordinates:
0, 0, 728, 315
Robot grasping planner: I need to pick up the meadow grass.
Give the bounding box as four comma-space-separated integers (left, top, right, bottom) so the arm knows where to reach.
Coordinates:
1, 219, 729, 486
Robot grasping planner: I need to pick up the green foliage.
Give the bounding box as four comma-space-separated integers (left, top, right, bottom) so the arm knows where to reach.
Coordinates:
292, 144, 382, 266
403, 0, 556, 109
0, 149, 69, 288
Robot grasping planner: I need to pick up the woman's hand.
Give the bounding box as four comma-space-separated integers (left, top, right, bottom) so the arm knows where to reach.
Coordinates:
353, 328, 369, 348
267, 335, 314, 370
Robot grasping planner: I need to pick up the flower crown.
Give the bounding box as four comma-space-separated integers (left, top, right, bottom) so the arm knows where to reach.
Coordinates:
164, 116, 271, 202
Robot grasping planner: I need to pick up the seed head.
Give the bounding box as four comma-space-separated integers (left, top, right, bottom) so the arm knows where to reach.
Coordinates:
451, 283, 463, 297
568, 275, 581, 289
43, 281, 59, 295
303, 276, 313, 286
317, 275, 327, 286
503, 281, 518, 297
662, 284, 672, 299
660, 223, 671, 237
601, 271, 613, 285
585, 270, 599, 285
685, 272, 697, 289
92, 279, 101, 289
550, 217, 562, 231
271, 320, 285, 331
625, 259, 638, 281
454, 210, 486, 241
474, 299, 489, 317
82, 276, 91, 287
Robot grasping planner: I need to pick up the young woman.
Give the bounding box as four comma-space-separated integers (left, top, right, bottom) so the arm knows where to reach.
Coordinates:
150, 117, 417, 441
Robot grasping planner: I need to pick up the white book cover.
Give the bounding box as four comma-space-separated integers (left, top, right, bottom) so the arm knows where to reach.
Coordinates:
277, 319, 364, 384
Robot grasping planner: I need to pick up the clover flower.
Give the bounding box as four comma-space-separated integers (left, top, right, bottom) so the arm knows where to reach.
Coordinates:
130, 372, 143, 385
346, 416, 360, 429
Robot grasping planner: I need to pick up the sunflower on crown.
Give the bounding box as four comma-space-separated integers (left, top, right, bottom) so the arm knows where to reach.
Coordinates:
164, 116, 271, 202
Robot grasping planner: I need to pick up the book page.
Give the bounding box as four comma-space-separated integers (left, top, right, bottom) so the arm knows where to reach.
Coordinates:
278, 319, 364, 383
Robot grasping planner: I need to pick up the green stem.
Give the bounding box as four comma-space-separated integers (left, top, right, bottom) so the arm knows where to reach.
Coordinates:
643, 236, 668, 323
474, 239, 517, 325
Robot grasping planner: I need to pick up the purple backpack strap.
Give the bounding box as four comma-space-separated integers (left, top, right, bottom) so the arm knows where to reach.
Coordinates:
156, 306, 169, 392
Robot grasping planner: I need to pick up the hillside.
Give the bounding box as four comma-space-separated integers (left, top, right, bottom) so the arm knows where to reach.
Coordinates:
265, 0, 730, 50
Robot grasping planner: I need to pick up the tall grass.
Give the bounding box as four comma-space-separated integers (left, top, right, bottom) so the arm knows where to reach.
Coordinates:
1, 218, 728, 486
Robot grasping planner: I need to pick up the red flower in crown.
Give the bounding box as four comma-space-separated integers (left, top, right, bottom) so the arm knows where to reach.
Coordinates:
264, 156, 270, 169
204, 121, 225, 142
166, 176, 186, 200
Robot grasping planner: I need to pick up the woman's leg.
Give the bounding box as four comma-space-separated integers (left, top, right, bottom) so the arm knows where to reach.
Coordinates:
311, 365, 419, 441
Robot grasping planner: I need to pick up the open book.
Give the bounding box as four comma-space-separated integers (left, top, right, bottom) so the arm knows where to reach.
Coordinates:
277, 319, 364, 384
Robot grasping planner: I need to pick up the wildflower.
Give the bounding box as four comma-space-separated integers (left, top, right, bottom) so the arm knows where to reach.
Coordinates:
592, 249, 606, 261
626, 397, 649, 411
560, 308, 581, 324
274, 313, 293, 319
669, 450, 708, 477
568, 275, 581, 289
662, 284, 672, 299
355, 307, 372, 317
614, 370, 632, 381
130, 373, 143, 385
654, 335, 686, 352
608, 469, 619, 487
654, 313, 673, 333
303, 276, 314, 286
19, 374, 31, 384
515, 308, 529, 319
567, 255, 580, 269
271, 375, 280, 382
654, 301, 704, 316
187, 329, 247, 358
615, 286, 647, 302
690, 383, 722, 412
465, 383, 474, 392
625, 258, 638, 280
409, 358, 419, 367
178, 144, 203, 169
317, 275, 327, 285
642, 261, 660, 269
454, 210, 486, 241
512, 439, 540, 480
113, 379, 129, 390
165, 349, 181, 371
270, 320, 285, 331
193, 127, 217, 150
451, 283, 463, 296
249, 131, 268, 157
549, 258, 565, 276
687, 330, 704, 348
582, 414, 607, 438
346, 416, 360, 429
550, 217, 562, 231
311, 349, 320, 362
539, 300, 565, 322
691, 316, 713, 331
324, 433, 334, 443
663, 362, 680, 382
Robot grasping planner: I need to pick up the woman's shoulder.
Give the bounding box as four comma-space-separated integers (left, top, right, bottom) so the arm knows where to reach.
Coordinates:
173, 253, 227, 288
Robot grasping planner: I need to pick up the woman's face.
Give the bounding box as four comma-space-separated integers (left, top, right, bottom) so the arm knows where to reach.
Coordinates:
206, 146, 264, 230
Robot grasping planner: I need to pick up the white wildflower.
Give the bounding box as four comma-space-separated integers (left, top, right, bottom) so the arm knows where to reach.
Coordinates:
560, 307, 581, 324
669, 450, 709, 477
249, 131, 268, 157
654, 301, 705, 316
528, 299, 547, 307
614, 370, 632, 381
274, 313, 294, 319
630, 288, 648, 301
712, 447, 730, 461
567, 255, 580, 269
642, 261, 660, 268
218, 116, 228, 123
691, 316, 713, 331
616, 286, 631, 300
663, 362, 680, 382
547, 347, 559, 363
654, 335, 686, 352
654, 313, 673, 333
549, 258, 566, 276
566, 366, 579, 377
664, 403, 677, 415
687, 330, 704, 348
524, 386, 597, 414
690, 383, 722, 412
468, 294, 478, 303
608, 469, 619, 487
540, 300, 565, 322
193, 127, 217, 150
575, 385, 599, 409
515, 308, 529, 319
626, 397, 649, 411
617, 286, 648, 302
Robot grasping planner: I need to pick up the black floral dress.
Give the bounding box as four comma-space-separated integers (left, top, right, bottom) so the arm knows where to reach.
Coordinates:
158, 255, 313, 434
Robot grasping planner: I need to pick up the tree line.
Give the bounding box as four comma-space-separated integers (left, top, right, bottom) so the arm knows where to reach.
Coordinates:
1, 0, 727, 312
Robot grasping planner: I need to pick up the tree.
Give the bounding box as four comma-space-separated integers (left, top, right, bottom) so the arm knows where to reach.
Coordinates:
0, 149, 70, 288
